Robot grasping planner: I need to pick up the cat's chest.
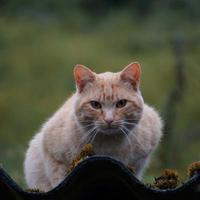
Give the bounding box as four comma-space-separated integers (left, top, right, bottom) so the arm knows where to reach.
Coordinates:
91, 135, 150, 165
92, 139, 133, 165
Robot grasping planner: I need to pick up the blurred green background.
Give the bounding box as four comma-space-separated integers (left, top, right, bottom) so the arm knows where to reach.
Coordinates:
0, 0, 200, 187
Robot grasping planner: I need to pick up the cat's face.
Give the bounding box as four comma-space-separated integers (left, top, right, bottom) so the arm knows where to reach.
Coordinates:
74, 62, 144, 140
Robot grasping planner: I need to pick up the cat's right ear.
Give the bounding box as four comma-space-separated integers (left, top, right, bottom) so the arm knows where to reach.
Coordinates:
120, 62, 141, 91
73, 64, 95, 93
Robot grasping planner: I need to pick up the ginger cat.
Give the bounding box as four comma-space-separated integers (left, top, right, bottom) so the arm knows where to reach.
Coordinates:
24, 62, 163, 191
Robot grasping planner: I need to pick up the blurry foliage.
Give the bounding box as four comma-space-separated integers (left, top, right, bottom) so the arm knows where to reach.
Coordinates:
0, 0, 199, 187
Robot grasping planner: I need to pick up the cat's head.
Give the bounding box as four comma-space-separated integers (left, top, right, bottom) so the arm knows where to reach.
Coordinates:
73, 62, 144, 140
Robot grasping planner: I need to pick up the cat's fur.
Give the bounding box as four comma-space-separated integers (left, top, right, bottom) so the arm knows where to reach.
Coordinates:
24, 62, 163, 191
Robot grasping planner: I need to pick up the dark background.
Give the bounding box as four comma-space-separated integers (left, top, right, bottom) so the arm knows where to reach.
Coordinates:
0, 0, 199, 187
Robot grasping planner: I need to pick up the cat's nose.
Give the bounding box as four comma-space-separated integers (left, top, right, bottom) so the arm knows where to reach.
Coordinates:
104, 110, 114, 126
104, 118, 114, 125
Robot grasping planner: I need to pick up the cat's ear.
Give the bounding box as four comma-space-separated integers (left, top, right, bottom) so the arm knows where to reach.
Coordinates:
120, 62, 141, 91
74, 64, 95, 92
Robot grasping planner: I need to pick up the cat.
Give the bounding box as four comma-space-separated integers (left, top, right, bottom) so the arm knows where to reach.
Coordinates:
24, 62, 163, 191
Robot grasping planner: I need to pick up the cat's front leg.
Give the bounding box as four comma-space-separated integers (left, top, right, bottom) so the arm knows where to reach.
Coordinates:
132, 154, 151, 180
44, 154, 68, 190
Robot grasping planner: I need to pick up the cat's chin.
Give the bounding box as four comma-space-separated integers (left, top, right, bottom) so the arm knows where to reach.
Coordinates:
99, 127, 125, 136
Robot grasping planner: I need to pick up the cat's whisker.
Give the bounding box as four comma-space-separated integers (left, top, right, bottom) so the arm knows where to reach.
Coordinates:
83, 127, 96, 138
79, 126, 98, 147
124, 126, 146, 152
89, 129, 99, 144
77, 120, 94, 124
95, 121, 104, 126
119, 127, 131, 147
84, 129, 96, 143
80, 124, 95, 130
73, 119, 94, 125
122, 122, 138, 126
73, 124, 94, 132
117, 119, 139, 124
82, 130, 98, 147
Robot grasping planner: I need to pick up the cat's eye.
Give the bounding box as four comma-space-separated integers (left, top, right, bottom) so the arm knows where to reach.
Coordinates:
116, 99, 127, 108
90, 101, 102, 109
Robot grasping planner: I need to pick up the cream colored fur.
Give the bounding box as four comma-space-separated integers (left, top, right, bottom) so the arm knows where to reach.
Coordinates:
24, 63, 163, 191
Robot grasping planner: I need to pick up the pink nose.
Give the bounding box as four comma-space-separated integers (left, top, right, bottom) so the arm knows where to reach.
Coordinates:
104, 118, 114, 125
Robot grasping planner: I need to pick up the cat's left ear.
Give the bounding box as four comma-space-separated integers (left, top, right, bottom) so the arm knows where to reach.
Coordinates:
120, 62, 141, 91
74, 64, 95, 92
